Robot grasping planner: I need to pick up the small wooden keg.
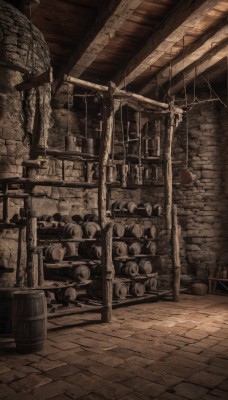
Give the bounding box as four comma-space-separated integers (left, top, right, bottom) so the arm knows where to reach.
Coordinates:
137, 202, 153, 217
72, 265, 90, 282
113, 282, 128, 299
144, 225, 158, 239
90, 245, 102, 260
125, 224, 143, 239
113, 223, 125, 238
130, 282, 145, 297
139, 259, 153, 274
55, 287, 77, 303
112, 242, 128, 257
191, 283, 208, 295
45, 244, 65, 263
128, 241, 142, 256
12, 290, 47, 353
82, 222, 101, 238
124, 201, 137, 214
153, 204, 162, 216
63, 223, 83, 239
144, 277, 158, 292
123, 261, 139, 277
145, 241, 157, 255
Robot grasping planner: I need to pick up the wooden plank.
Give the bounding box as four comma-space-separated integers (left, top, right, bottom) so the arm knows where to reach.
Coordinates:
112, 0, 222, 88
169, 40, 228, 94
15, 69, 51, 91
54, 0, 142, 92
140, 20, 228, 96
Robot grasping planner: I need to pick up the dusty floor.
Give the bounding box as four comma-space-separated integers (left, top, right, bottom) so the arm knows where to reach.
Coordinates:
0, 294, 228, 400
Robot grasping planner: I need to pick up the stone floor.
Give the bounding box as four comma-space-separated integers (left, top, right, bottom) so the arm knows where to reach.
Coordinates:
0, 294, 228, 400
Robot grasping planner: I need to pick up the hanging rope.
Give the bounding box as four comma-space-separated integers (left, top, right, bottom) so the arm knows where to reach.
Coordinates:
84, 95, 88, 139
138, 104, 142, 166
193, 64, 197, 103
111, 111, 115, 161
120, 101, 126, 163
185, 112, 189, 169
67, 84, 71, 137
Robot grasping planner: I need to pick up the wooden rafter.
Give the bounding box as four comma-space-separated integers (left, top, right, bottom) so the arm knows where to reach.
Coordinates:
54, 0, 142, 93
112, 0, 222, 88
140, 20, 228, 97
169, 40, 228, 94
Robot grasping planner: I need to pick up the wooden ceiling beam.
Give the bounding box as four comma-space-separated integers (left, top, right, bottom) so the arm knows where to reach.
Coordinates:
168, 40, 228, 95
53, 0, 142, 93
112, 0, 222, 89
140, 20, 228, 97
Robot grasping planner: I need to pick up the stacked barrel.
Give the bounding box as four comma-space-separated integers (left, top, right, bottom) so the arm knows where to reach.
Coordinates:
38, 199, 163, 304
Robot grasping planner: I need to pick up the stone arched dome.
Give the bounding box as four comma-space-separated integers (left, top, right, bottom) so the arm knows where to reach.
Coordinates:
0, 0, 50, 75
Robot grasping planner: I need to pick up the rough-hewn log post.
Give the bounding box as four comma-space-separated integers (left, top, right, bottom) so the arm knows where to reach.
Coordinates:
101, 222, 114, 322
25, 196, 38, 288
98, 81, 116, 322
172, 204, 181, 301
164, 99, 175, 231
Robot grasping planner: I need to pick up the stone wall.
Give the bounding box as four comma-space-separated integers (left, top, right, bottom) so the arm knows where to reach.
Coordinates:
0, 0, 51, 285
173, 100, 228, 280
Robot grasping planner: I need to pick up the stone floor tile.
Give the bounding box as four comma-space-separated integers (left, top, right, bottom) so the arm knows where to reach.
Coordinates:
9, 373, 52, 392
47, 349, 81, 361
208, 388, 228, 399
92, 382, 132, 400
4, 393, 40, 400
187, 370, 225, 389
122, 376, 167, 397
105, 347, 139, 360
74, 394, 102, 400
208, 356, 228, 370
45, 365, 81, 379
147, 361, 197, 379
0, 369, 25, 383
48, 396, 71, 400
218, 378, 228, 391
51, 342, 80, 351
163, 355, 206, 370
31, 359, 66, 372
125, 355, 154, 367
120, 393, 151, 400
87, 362, 136, 383
0, 364, 11, 375
64, 371, 110, 391
205, 365, 228, 378
0, 383, 16, 399
32, 380, 80, 400
157, 392, 188, 400
87, 353, 124, 367
14, 365, 41, 374
172, 382, 209, 399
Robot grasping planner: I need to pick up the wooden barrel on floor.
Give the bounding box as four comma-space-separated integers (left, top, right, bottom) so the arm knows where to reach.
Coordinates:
12, 290, 47, 353
0, 289, 14, 334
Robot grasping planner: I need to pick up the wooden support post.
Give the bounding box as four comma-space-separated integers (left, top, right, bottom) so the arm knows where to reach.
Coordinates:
98, 81, 115, 228
38, 247, 44, 287
3, 183, 10, 224
101, 222, 114, 323
172, 204, 181, 301
164, 99, 175, 231
25, 197, 38, 288
98, 81, 116, 322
